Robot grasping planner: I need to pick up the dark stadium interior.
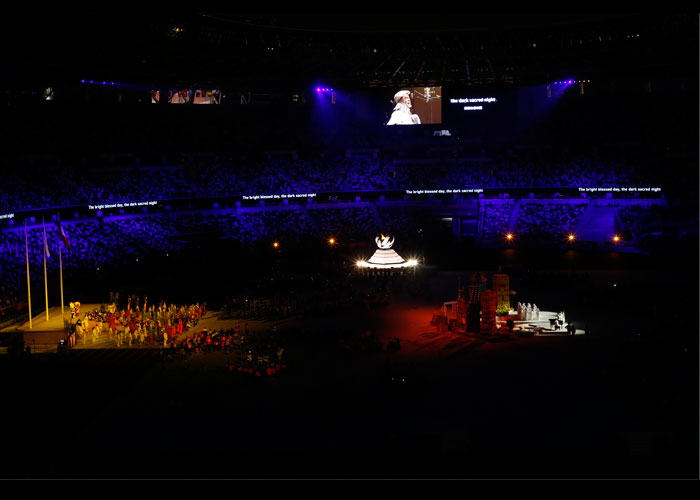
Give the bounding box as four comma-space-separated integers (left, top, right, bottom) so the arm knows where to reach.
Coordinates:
0, 13, 697, 479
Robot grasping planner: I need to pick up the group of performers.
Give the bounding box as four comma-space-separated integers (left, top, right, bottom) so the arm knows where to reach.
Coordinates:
66, 298, 207, 348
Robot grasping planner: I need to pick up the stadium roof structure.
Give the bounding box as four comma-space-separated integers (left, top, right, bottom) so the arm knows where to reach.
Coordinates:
0, 12, 697, 93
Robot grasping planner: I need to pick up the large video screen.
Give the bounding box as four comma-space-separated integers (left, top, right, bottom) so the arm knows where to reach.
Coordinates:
384, 86, 442, 125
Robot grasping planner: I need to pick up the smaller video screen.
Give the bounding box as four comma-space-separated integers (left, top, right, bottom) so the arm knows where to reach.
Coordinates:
151, 89, 222, 104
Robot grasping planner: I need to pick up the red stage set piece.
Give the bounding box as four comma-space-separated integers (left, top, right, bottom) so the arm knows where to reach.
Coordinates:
431, 272, 514, 336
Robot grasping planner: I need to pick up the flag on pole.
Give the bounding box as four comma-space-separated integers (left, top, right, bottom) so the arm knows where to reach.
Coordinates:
41, 217, 49, 322
24, 221, 32, 329
42, 218, 51, 258
56, 216, 71, 248
56, 214, 66, 316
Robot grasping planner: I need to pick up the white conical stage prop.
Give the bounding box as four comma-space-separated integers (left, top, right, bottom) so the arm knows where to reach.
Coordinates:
356, 234, 418, 269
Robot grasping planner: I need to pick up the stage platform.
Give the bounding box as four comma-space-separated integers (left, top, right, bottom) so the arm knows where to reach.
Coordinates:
433, 308, 581, 337
510, 310, 582, 336
3, 306, 70, 352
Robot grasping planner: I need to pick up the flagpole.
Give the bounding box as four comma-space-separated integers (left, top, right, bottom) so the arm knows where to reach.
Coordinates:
59, 243, 64, 317
42, 217, 49, 322
24, 221, 32, 329
57, 213, 64, 317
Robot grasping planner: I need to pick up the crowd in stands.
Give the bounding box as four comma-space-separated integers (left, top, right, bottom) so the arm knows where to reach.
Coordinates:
0, 148, 667, 214
0, 190, 682, 309
0, 207, 373, 307
515, 203, 587, 239
617, 205, 680, 241
377, 207, 423, 242
0, 218, 180, 291
237, 209, 317, 243
0, 132, 687, 311
481, 203, 515, 239
311, 206, 379, 242
393, 152, 655, 191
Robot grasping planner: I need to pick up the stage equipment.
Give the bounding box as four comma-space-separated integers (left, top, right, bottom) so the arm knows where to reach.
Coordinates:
492, 274, 511, 311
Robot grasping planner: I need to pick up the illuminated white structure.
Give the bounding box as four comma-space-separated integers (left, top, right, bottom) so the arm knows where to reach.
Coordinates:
356, 234, 418, 269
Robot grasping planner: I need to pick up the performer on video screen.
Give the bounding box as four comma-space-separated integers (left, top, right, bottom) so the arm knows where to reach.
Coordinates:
387, 90, 421, 125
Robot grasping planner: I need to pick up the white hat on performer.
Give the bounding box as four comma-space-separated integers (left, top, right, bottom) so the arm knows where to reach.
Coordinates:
393, 90, 411, 103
